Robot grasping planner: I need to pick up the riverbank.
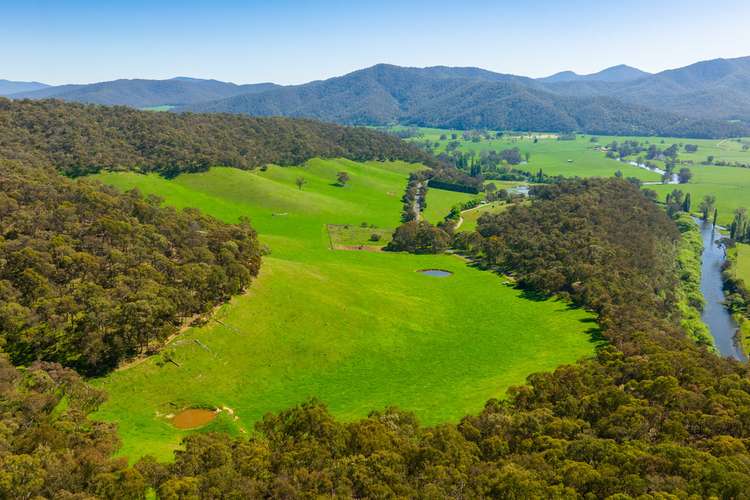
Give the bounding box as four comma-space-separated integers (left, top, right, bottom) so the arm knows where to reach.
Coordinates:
691, 216, 746, 360
724, 244, 750, 355
674, 216, 714, 348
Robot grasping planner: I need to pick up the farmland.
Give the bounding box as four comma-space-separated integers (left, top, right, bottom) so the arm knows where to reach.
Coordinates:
393, 127, 750, 226
90, 159, 598, 461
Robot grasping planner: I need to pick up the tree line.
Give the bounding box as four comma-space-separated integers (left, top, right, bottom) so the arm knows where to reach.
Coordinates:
0, 98, 438, 177
0, 161, 262, 375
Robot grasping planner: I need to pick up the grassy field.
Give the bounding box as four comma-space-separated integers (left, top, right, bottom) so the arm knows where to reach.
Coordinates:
90, 159, 598, 462
736, 243, 750, 286
732, 243, 750, 356
423, 181, 528, 223
422, 188, 481, 223
649, 165, 750, 225
396, 127, 750, 226
400, 128, 662, 181
459, 202, 512, 232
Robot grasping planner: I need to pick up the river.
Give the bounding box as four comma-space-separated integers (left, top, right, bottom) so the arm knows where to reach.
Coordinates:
625, 160, 679, 184
695, 218, 747, 361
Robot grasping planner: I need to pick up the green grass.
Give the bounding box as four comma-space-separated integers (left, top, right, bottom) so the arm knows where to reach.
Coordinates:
327, 224, 392, 248
89, 159, 598, 462
400, 128, 662, 181
395, 127, 750, 226
459, 202, 511, 232
423, 188, 481, 223
736, 243, 750, 286
649, 165, 750, 225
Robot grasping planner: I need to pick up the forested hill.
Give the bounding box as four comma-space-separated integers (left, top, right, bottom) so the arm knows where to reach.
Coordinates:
7, 77, 279, 107
0, 98, 436, 177
178, 64, 750, 138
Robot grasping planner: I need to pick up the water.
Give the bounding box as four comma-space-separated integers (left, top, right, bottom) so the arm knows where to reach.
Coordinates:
508, 185, 530, 196
696, 218, 746, 360
626, 160, 679, 184
418, 269, 453, 277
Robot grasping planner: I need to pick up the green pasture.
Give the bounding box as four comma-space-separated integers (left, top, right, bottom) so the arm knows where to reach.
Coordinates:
649, 165, 750, 225
399, 127, 662, 181
89, 159, 598, 462
736, 243, 750, 286
459, 201, 511, 232
422, 188, 481, 223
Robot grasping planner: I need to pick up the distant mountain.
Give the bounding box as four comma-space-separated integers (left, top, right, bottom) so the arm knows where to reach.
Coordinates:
178, 64, 747, 138
544, 56, 750, 121
10, 77, 280, 107
7, 55, 750, 137
539, 65, 651, 83
0, 79, 49, 96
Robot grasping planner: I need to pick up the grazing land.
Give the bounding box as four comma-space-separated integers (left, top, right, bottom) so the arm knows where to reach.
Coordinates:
650, 165, 750, 225
397, 127, 663, 180
422, 188, 481, 223
396, 127, 750, 226
90, 159, 598, 462
459, 201, 512, 232
737, 243, 750, 286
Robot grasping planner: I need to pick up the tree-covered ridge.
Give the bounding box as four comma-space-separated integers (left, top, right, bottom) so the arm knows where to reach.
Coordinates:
0, 161, 261, 375
180, 64, 750, 139
0, 98, 436, 177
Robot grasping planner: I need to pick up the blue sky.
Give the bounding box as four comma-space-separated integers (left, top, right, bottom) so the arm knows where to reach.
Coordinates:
3, 0, 750, 85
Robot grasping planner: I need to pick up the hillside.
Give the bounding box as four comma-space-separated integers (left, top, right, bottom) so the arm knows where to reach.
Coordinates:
0, 78, 49, 96
9, 77, 279, 107
546, 56, 750, 121
179, 64, 749, 138
0, 98, 436, 176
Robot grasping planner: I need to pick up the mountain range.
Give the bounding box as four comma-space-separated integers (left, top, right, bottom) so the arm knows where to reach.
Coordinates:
0, 79, 49, 96
537, 64, 651, 83
8, 77, 279, 107
5, 56, 750, 137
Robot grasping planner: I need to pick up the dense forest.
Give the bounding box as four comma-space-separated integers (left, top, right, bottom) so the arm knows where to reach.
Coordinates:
4, 179, 750, 497
0, 161, 262, 375
0, 98, 437, 177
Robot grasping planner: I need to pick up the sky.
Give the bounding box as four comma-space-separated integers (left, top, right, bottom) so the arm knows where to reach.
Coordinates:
3, 0, 750, 85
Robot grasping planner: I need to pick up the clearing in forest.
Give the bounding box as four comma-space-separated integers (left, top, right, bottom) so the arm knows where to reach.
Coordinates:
90, 158, 598, 462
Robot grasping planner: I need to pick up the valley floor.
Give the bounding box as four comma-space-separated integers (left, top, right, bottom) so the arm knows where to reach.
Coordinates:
90, 160, 598, 461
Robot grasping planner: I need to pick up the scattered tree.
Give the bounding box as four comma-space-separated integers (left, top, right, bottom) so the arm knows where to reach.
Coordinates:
336, 171, 350, 186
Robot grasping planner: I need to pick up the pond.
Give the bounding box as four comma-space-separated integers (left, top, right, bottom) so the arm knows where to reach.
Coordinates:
418, 269, 453, 277
171, 408, 217, 429
696, 218, 746, 361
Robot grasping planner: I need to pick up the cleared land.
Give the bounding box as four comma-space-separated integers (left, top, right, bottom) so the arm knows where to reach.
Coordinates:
90, 159, 598, 462
401, 128, 662, 180
422, 188, 480, 223
460, 202, 512, 232
650, 165, 750, 225
399, 127, 750, 226
737, 243, 750, 286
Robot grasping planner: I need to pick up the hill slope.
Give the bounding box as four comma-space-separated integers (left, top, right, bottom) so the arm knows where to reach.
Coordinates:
9, 77, 279, 107
179, 64, 748, 138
